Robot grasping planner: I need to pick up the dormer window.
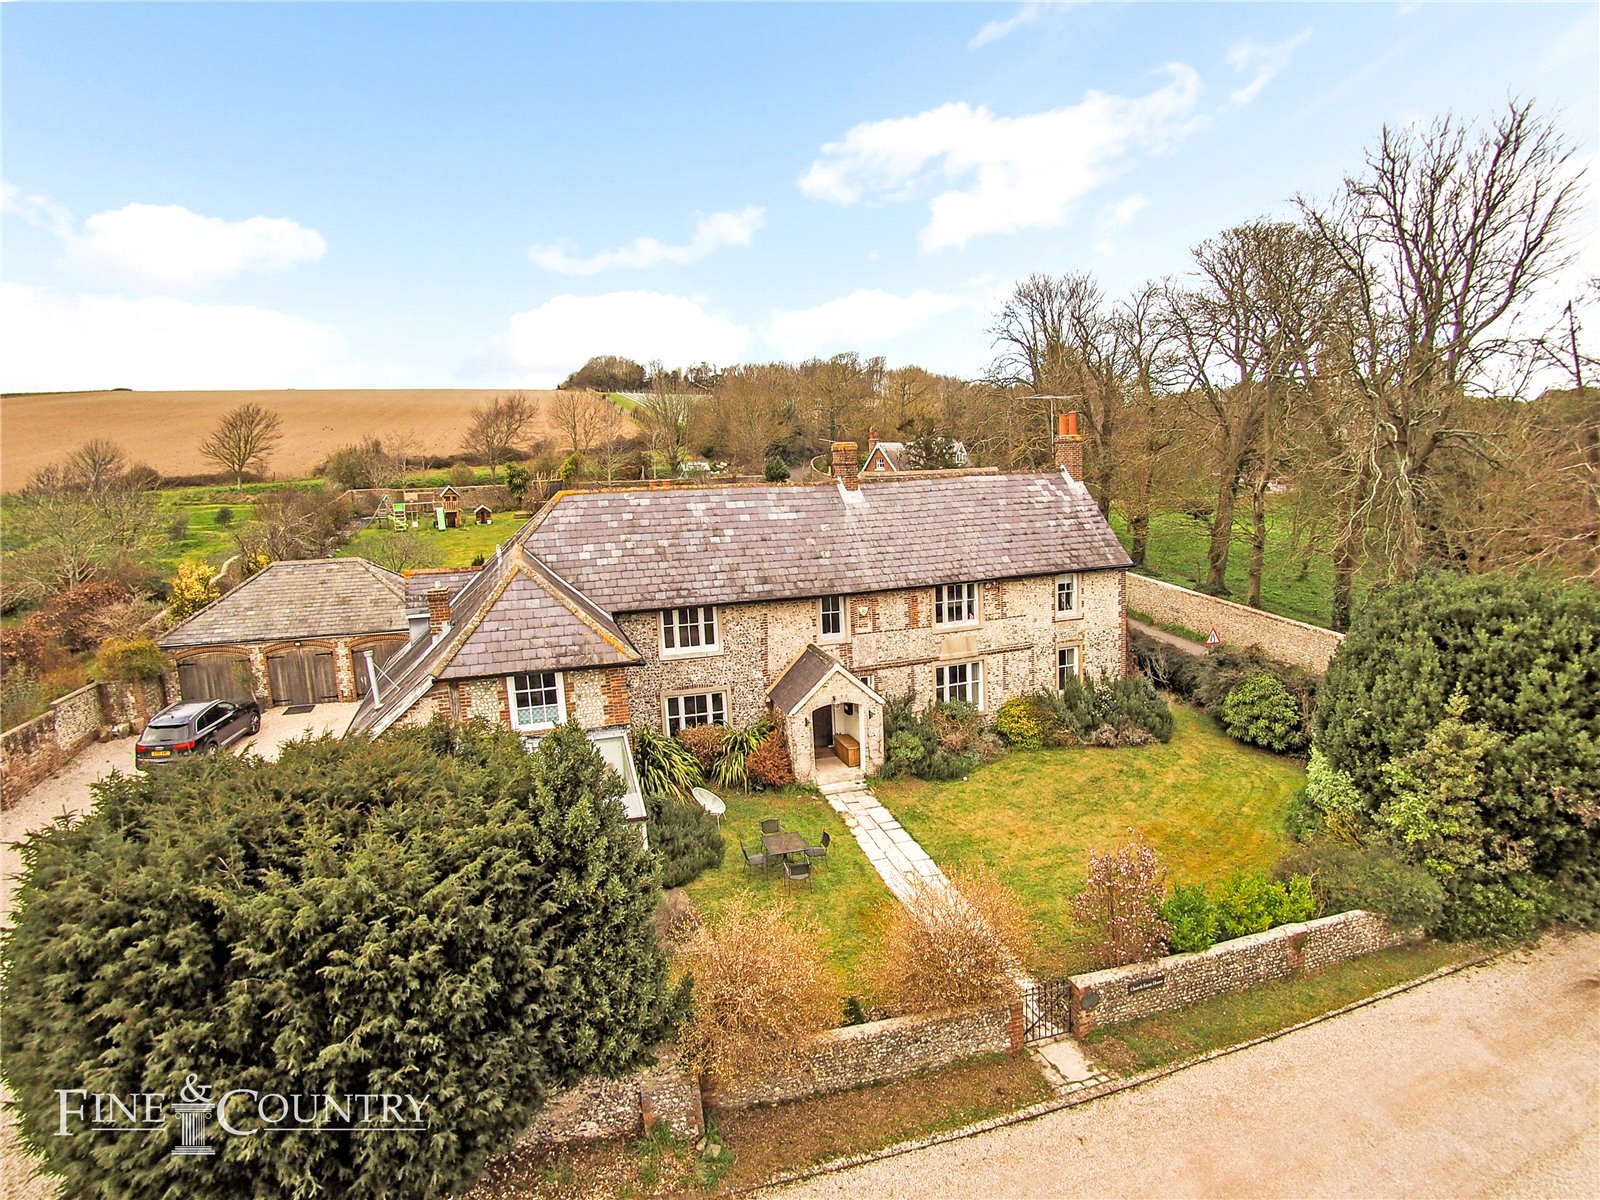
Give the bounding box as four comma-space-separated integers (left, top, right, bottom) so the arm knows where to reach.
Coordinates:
661, 606, 719, 656
934, 582, 979, 627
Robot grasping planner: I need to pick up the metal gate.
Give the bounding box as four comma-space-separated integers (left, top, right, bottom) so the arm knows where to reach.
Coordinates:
266, 649, 339, 706
177, 653, 255, 703
1021, 978, 1072, 1044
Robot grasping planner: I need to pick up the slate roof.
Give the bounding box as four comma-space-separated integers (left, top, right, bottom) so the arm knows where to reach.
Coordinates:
519, 472, 1131, 614
404, 568, 482, 609
347, 545, 640, 736
160, 558, 408, 648
767, 645, 881, 715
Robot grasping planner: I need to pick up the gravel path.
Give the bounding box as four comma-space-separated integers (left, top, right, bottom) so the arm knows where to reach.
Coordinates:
772, 932, 1600, 1200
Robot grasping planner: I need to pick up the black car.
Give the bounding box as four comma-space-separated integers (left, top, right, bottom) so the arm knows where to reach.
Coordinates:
135, 699, 261, 768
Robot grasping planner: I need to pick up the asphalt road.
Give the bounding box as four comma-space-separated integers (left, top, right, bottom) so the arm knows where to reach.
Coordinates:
773, 933, 1600, 1200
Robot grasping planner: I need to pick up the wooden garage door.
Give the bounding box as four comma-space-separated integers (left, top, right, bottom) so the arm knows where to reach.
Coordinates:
178, 653, 254, 703
353, 640, 407, 698
267, 649, 339, 706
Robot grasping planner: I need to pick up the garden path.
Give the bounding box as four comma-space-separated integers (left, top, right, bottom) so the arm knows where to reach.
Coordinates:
816, 777, 946, 904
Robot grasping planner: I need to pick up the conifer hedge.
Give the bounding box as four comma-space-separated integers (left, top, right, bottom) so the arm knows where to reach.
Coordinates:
1, 721, 677, 1199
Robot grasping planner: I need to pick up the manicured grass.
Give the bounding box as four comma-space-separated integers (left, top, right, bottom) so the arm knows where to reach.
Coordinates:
680, 787, 897, 1000
340, 517, 515, 569
1084, 940, 1479, 1076
1110, 504, 1369, 630
872, 705, 1306, 977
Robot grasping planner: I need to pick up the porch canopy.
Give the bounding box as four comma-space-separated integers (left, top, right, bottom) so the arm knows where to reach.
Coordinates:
767, 645, 885, 780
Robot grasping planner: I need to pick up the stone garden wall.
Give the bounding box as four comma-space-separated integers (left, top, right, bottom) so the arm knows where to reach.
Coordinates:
705, 1004, 1018, 1111
1, 679, 171, 808
1126, 575, 1342, 673
1068, 911, 1409, 1035
518, 1064, 703, 1148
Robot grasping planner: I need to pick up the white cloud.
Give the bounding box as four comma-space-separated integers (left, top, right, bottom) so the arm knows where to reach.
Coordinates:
797, 66, 1202, 251
1, 182, 326, 292
477, 291, 750, 384
1226, 29, 1312, 106
765, 289, 967, 359
530, 207, 765, 275
969, 3, 1040, 49
1092, 194, 1150, 255
0, 283, 344, 391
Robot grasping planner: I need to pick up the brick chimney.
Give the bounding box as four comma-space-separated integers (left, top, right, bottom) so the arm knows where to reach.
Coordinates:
426, 586, 452, 636
1053, 411, 1085, 481
831, 441, 860, 491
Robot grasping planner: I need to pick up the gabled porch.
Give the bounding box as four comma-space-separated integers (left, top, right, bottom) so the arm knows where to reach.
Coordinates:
767, 645, 886, 784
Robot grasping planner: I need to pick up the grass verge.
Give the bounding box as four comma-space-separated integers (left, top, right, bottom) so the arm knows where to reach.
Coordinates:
466, 1052, 1051, 1199
1083, 939, 1479, 1076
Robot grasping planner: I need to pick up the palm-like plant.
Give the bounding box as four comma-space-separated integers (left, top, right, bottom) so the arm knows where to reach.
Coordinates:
632, 725, 701, 801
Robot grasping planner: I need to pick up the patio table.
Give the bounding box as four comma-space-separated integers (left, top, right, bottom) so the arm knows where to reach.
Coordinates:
761, 831, 806, 858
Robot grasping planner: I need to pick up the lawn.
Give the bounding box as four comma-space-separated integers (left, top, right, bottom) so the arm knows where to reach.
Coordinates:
1109, 504, 1370, 630
1083, 940, 1478, 1075
680, 787, 898, 1001
340, 516, 517, 569
871, 704, 1306, 977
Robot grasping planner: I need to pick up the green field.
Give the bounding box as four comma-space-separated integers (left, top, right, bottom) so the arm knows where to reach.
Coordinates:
341, 517, 517, 570
680, 787, 898, 1000
871, 705, 1306, 977
1111, 503, 1364, 630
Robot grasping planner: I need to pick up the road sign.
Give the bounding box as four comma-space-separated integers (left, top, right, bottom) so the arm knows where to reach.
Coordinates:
1205, 627, 1221, 647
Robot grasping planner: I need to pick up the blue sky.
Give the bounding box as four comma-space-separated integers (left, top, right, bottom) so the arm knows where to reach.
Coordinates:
3, 2, 1595, 391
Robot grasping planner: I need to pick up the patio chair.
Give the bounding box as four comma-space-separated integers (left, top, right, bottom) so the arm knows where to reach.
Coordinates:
783, 858, 811, 888
738, 838, 767, 871
803, 830, 830, 860
760, 817, 781, 835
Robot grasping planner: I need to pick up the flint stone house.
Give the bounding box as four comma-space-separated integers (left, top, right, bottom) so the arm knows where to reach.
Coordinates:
159, 559, 411, 706
349, 425, 1131, 789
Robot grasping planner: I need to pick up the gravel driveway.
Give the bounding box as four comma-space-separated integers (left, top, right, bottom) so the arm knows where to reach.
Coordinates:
773, 932, 1600, 1200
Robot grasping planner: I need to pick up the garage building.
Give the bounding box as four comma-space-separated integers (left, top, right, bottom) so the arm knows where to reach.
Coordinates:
160, 559, 411, 707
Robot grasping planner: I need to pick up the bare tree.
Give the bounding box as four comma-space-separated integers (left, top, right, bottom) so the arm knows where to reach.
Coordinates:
1298, 100, 1584, 580
461, 392, 537, 479
363, 528, 444, 574
66, 439, 128, 493
199, 403, 284, 487
633, 363, 697, 477
549, 389, 622, 460
1111, 282, 1184, 566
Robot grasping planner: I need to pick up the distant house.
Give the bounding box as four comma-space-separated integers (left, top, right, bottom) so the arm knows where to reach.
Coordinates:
862, 429, 970, 475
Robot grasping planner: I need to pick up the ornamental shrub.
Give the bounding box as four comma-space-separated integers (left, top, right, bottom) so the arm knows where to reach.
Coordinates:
1101, 675, 1174, 743
1195, 644, 1316, 745
1222, 672, 1307, 753
1313, 573, 1600, 933
876, 871, 1035, 1014
1275, 842, 1445, 930
674, 723, 727, 775
1161, 884, 1217, 954
1129, 630, 1201, 698
1072, 833, 1171, 968
93, 637, 170, 682
647, 795, 726, 889
0, 721, 679, 1200
633, 724, 702, 800
1211, 870, 1315, 940
880, 698, 980, 780
994, 696, 1046, 749
745, 724, 795, 790
763, 455, 790, 483
167, 561, 220, 619
714, 720, 772, 792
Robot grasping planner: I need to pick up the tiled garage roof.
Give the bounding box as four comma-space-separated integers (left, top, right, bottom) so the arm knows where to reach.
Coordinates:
160, 558, 408, 648
520, 472, 1131, 614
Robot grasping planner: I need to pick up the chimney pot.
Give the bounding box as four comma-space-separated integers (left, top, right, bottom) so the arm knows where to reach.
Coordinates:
426, 587, 452, 636
831, 441, 860, 491
1054, 410, 1086, 480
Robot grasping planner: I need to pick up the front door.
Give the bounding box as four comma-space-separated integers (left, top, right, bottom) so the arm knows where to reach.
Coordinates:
812, 704, 833, 750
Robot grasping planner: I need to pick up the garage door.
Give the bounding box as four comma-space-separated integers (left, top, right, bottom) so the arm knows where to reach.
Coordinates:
178, 653, 255, 703
353, 640, 407, 699
266, 649, 339, 706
